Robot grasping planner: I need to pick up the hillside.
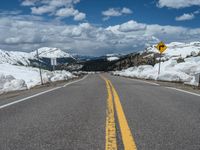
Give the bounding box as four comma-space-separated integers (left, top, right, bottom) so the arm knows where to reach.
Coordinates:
113, 41, 200, 86
0, 50, 31, 65
0, 47, 75, 66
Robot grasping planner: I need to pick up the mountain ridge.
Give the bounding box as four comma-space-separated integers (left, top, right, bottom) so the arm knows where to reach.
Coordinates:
0, 47, 74, 66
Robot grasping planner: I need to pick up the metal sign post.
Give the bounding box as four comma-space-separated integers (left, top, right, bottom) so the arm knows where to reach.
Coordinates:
155, 41, 168, 75
36, 49, 43, 85
158, 54, 161, 75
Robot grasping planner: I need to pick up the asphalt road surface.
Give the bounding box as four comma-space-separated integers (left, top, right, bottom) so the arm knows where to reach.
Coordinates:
0, 74, 200, 150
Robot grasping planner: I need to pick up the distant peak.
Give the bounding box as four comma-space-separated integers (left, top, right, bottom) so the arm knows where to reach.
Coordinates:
33, 47, 73, 58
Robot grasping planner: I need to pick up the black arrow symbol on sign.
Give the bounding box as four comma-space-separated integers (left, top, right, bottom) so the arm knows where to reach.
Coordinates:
159, 45, 165, 50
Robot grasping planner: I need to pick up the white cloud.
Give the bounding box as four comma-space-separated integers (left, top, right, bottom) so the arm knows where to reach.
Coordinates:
56, 7, 76, 17
0, 10, 22, 16
74, 12, 86, 21
49, 0, 80, 7
55, 7, 86, 20
31, 6, 55, 15
21, 0, 39, 6
5, 37, 21, 44
102, 7, 132, 20
157, 0, 200, 9
1, 15, 200, 55
118, 20, 146, 32
102, 8, 121, 17
175, 13, 195, 21
121, 7, 132, 14
175, 10, 200, 21
21, 0, 86, 21
194, 10, 200, 14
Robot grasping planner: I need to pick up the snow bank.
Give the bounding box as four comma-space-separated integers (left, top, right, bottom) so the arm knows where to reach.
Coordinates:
114, 41, 200, 86
0, 74, 27, 94
114, 56, 200, 86
3, 79, 27, 93
107, 57, 119, 61
0, 64, 75, 94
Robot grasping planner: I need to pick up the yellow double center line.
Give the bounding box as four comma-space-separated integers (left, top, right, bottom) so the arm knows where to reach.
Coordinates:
101, 76, 137, 150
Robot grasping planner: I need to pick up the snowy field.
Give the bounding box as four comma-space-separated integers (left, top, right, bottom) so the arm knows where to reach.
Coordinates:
0, 64, 75, 94
114, 42, 200, 86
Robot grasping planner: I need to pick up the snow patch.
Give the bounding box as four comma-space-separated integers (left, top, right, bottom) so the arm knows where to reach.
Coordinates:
114, 56, 200, 86
3, 79, 27, 93
0, 64, 75, 94
107, 57, 119, 61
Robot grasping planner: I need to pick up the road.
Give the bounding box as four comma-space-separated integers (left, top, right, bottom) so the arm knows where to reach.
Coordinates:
0, 74, 200, 150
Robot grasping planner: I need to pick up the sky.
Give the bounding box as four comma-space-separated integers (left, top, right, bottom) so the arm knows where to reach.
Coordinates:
1, 0, 200, 55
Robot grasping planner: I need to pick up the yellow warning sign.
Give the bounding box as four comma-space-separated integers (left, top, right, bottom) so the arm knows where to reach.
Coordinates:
155, 41, 167, 53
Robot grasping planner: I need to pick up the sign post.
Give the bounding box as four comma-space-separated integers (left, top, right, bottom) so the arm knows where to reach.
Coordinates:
36, 49, 43, 85
155, 41, 167, 75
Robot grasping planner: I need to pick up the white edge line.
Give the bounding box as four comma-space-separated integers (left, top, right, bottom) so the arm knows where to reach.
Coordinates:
125, 77, 160, 86
165, 87, 200, 97
0, 75, 88, 109
0, 87, 61, 109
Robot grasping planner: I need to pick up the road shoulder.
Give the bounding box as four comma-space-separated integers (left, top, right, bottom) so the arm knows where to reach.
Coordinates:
113, 75, 200, 95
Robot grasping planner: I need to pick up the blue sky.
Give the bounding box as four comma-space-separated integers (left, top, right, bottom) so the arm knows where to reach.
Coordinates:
0, 0, 200, 55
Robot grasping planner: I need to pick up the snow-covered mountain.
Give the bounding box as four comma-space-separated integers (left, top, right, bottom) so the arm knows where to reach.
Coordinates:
0, 50, 31, 65
31, 47, 73, 59
0, 47, 75, 66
